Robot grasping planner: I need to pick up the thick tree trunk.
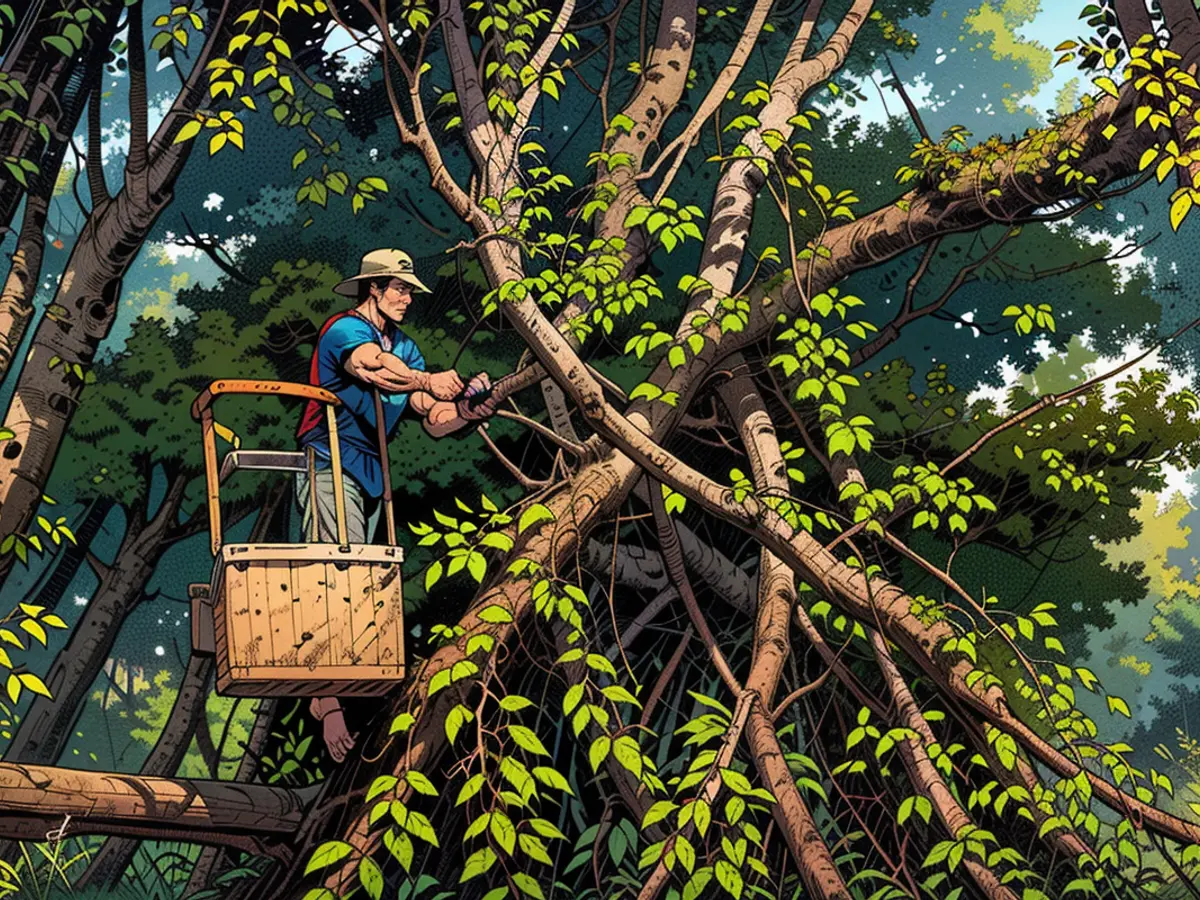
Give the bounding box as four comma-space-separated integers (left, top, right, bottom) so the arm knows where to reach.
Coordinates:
0, 191, 48, 380
76, 652, 216, 891
1161, 0, 1200, 57
0, 44, 102, 382
0, 762, 305, 854
0, 196, 179, 583
1, 474, 187, 766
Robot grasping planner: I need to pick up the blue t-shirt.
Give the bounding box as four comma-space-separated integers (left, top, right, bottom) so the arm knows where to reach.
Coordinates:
300, 314, 426, 498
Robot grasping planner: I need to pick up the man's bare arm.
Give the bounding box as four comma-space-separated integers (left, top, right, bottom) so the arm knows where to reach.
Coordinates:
346, 346, 464, 399
346, 344, 431, 392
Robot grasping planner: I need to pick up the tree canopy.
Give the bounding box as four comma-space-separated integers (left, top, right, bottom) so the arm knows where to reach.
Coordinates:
3, 1, 1200, 899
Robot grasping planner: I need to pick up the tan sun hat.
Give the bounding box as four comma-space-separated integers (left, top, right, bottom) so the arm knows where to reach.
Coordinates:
333, 248, 432, 296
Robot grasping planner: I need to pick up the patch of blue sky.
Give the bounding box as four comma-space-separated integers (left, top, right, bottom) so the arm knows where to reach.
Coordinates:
832, 2, 1101, 138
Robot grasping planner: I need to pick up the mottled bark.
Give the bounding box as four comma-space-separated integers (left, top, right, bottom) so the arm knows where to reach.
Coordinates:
591, 0, 699, 243
696, 0, 875, 301
0, 191, 48, 380
719, 371, 852, 900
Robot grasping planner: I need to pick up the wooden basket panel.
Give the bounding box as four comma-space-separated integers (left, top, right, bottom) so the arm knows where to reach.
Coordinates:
212, 543, 406, 697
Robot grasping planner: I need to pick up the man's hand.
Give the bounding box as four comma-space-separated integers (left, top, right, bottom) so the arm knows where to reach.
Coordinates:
456, 372, 498, 421
426, 369, 465, 401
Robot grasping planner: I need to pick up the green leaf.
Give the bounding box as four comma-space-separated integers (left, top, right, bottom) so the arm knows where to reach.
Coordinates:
478, 604, 514, 624
1107, 695, 1132, 718
508, 724, 550, 756
715, 859, 743, 899
642, 800, 677, 830
589, 735, 611, 771
456, 773, 485, 805
532, 766, 573, 795
42, 35, 74, 56
491, 811, 516, 855
357, 858, 383, 900
304, 841, 354, 874
424, 560, 443, 592
405, 771, 439, 796
512, 873, 545, 900
518, 503, 556, 534
460, 846, 497, 881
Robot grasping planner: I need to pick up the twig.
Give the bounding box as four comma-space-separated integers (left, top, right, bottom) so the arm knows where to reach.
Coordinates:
478, 425, 548, 489
769, 658, 838, 721
494, 409, 588, 457
941, 314, 1200, 479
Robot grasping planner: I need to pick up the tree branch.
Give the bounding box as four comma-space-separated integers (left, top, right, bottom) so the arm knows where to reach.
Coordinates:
514, 0, 578, 129
648, 484, 741, 696
177, 213, 254, 285
641, 0, 774, 201
125, 0, 150, 201
86, 78, 108, 209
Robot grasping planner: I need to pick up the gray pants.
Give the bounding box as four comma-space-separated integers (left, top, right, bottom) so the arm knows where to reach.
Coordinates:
294, 469, 380, 544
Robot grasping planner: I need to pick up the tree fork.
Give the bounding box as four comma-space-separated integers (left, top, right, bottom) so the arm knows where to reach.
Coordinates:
494, 268, 1200, 853
252, 12, 1190, 898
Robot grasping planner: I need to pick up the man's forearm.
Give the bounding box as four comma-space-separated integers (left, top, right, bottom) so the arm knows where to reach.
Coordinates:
348, 345, 431, 392
422, 400, 470, 438
377, 354, 431, 392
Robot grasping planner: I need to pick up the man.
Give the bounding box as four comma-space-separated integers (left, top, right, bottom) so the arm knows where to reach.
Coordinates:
295, 247, 498, 761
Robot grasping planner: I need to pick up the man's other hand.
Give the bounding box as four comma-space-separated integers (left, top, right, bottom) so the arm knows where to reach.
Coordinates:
427, 369, 465, 400
457, 372, 498, 421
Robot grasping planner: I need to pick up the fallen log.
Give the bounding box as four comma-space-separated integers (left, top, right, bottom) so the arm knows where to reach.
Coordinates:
0, 762, 307, 860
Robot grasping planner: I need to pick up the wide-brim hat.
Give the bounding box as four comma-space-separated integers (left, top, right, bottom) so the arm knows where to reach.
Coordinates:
333, 248, 432, 296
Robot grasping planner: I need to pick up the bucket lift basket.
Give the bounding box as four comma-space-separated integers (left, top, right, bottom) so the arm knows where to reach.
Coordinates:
190, 379, 405, 698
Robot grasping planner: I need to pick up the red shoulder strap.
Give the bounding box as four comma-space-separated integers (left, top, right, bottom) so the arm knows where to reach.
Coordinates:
296, 311, 353, 439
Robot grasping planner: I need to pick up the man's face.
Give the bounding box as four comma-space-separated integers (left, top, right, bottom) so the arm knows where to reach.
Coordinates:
376, 277, 414, 323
